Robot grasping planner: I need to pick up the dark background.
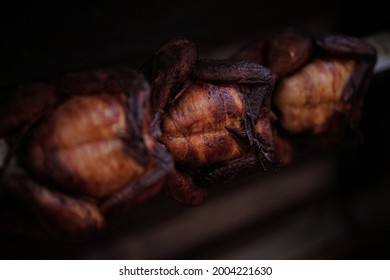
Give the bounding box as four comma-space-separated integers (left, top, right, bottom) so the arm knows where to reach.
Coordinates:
1, 1, 388, 87
0, 1, 389, 259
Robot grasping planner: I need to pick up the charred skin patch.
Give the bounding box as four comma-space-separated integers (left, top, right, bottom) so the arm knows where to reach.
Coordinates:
159, 82, 246, 168
264, 27, 313, 76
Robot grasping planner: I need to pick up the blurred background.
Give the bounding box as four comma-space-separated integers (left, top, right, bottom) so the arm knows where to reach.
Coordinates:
0, 1, 389, 259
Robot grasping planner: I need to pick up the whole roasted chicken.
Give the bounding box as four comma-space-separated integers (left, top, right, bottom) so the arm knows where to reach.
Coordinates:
0, 27, 376, 238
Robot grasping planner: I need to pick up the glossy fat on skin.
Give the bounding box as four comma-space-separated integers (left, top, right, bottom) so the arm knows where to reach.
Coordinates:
274, 58, 356, 134
160, 82, 245, 168
27, 94, 145, 198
